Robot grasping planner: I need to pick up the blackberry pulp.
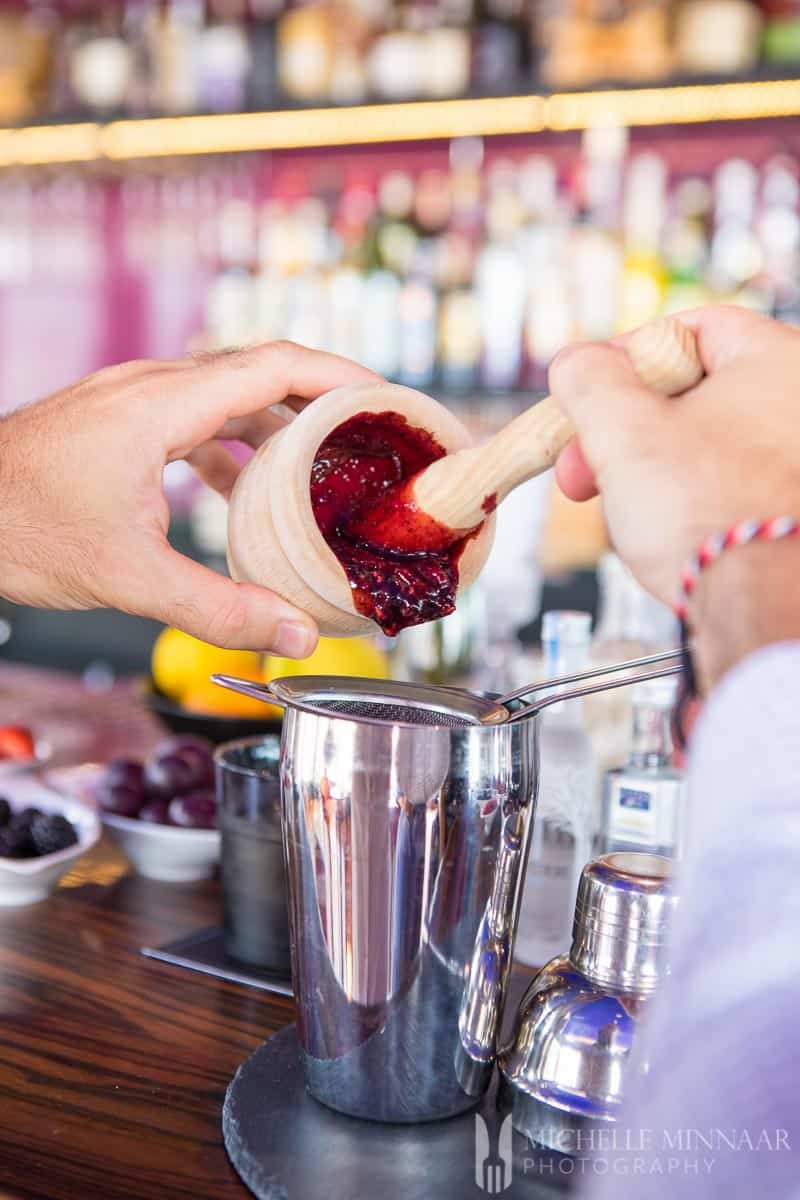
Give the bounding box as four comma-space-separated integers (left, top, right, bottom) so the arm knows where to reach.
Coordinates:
309, 412, 467, 636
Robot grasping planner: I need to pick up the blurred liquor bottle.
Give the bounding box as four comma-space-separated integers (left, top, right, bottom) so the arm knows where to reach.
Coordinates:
277, 1, 337, 100
68, 2, 134, 115
476, 158, 527, 390
662, 176, 713, 312
248, 0, 284, 110
360, 169, 413, 375
473, 0, 529, 93
538, 0, 673, 89
123, 0, 157, 114
675, 0, 763, 74
709, 157, 770, 308
759, 155, 800, 323
619, 151, 667, 329
570, 127, 625, 343
761, 0, 800, 64
0, 3, 54, 123
144, 0, 202, 114
439, 139, 485, 391
521, 155, 572, 391
196, 0, 253, 112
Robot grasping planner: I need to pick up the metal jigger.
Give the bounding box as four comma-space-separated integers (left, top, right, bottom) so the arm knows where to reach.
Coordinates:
499, 852, 678, 1153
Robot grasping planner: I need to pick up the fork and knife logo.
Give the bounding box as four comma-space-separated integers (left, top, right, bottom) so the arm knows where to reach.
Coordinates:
475, 1113, 514, 1193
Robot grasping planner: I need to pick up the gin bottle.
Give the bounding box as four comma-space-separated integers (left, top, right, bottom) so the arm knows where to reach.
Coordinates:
598, 679, 686, 858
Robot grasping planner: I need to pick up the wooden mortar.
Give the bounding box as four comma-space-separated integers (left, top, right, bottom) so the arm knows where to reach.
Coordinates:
227, 382, 497, 637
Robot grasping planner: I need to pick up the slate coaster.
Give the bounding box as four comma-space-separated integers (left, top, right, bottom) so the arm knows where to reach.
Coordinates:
141, 927, 293, 998
223, 1025, 572, 1200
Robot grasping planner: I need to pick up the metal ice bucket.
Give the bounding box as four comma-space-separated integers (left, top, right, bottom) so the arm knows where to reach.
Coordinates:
214, 651, 680, 1124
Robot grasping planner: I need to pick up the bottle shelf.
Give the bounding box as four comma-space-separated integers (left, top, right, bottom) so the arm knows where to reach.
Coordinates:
1, 76, 799, 167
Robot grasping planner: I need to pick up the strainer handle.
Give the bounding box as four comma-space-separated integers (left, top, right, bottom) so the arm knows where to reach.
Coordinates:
503, 650, 683, 724
211, 674, 287, 707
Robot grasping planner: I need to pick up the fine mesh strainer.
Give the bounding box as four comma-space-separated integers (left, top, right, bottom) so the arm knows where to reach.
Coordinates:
211, 647, 682, 729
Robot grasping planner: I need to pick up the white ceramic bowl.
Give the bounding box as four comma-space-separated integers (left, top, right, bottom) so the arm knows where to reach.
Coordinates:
0, 741, 52, 780
0, 777, 100, 907
102, 812, 220, 882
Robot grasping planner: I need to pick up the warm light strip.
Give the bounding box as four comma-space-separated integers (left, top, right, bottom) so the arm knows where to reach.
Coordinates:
0, 122, 101, 166
546, 78, 800, 130
0, 79, 797, 166
100, 95, 547, 158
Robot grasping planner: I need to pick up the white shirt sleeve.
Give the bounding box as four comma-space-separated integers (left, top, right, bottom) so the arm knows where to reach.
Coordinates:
579, 643, 800, 1198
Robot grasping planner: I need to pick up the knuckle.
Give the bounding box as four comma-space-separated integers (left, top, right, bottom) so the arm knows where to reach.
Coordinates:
549, 340, 630, 396
201, 589, 253, 648
549, 340, 600, 391
269, 338, 298, 356
267, 338, 300, 369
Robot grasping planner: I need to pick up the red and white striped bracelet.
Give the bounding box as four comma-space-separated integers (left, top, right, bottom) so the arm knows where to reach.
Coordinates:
671, 516, 800, 744
675, 516, 800, 622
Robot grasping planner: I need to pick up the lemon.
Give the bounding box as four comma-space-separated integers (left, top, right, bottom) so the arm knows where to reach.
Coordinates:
264, 636, 389, 683
151, 627, 263, 704
182, 679, 281, 720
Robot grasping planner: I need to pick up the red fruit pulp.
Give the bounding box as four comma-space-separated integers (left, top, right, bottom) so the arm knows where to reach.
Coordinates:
309, 412, 468, 636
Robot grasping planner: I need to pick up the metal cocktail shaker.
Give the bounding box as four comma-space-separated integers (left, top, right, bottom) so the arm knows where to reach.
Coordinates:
280, 699, 537, 1123
213, 650, 681, 1125
499, 852, 677, 1152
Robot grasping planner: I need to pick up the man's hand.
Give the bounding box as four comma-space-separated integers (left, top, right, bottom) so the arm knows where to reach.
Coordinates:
550, 306, 800, 690
0, 341, 378, 655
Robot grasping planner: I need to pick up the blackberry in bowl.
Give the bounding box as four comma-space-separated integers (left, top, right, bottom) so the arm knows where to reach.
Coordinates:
0, 780, 99, 906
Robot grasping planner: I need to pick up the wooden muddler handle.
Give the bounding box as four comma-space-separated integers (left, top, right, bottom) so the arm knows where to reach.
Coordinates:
412, 316, 704, 533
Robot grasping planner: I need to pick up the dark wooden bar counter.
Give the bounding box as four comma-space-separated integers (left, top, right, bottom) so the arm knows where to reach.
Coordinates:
0, 840, 291, 1200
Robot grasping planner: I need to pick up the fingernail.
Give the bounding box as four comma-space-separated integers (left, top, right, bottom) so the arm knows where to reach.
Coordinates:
275, 621, 317, 659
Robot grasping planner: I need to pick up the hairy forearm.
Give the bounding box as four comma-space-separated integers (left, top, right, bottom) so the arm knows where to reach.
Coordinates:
691, 539, 800, 694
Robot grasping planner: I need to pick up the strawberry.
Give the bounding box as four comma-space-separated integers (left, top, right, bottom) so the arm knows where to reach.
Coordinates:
0, 725, 35, 761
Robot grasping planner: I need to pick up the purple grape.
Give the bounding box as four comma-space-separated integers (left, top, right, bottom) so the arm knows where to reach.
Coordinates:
168, 790, 218, 830
138, 799, 171, 825
143, 752, 197, 800
104, 758, 146, 794
177, 745, 215, 788
156, 735, 213, 759
155, 737, 215, 788
101, 783, 144, 819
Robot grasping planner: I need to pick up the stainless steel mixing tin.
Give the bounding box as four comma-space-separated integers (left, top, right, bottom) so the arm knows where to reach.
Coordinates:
213, 650, 680, 1123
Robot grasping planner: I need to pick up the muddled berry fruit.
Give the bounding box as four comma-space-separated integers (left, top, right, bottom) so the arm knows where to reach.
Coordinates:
310, 412, 469, 635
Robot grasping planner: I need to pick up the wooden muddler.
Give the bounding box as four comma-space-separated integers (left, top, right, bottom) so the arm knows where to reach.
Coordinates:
353, 316, 703, 549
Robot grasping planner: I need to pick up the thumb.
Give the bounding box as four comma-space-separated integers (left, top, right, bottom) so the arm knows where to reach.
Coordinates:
548, 341, 666, 488
141, 547, 319, 656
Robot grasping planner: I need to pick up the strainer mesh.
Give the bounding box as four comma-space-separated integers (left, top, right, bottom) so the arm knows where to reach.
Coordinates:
309, 697, 478, 727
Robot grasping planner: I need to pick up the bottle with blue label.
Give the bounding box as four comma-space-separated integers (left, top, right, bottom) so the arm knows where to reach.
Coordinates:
598, 679, 686, 858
